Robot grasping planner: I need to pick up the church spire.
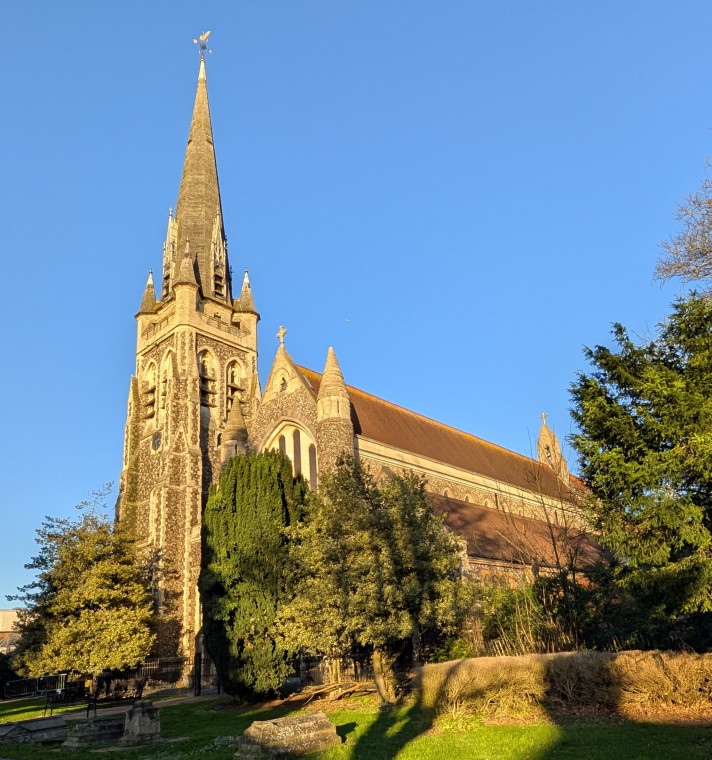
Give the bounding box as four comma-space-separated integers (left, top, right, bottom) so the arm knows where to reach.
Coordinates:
174, 54, 228, 301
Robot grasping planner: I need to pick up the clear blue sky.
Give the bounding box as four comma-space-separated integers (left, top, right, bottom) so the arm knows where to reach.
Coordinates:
0, 1, 707, 602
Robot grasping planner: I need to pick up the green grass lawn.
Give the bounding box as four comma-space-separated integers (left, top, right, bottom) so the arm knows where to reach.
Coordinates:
0, 696, 710, 760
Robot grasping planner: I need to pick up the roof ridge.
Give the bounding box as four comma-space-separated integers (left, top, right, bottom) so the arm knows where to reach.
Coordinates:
298, 366, 548, 472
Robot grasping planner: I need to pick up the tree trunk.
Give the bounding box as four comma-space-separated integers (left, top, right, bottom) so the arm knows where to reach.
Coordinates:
372, 649, 392, 704
411, 624, 422, 664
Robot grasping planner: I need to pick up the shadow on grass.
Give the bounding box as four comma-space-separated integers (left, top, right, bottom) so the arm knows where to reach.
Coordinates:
346, 655, 712, 760
346, 661, 466, 759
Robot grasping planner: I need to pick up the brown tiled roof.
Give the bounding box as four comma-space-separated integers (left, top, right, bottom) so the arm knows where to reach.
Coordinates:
299, 367, 577, 501
430, 494, 603, 569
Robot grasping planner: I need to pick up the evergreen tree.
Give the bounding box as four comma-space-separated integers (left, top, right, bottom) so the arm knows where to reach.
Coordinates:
278, 458, 466, 702
571, 295, 712, 640
199, 451, 307, 700
10, 485, 156, 677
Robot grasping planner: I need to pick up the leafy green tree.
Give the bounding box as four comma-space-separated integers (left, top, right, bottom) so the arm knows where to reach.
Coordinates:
278, 458, 467, 702
570, 295, 712, 639
10, 485, 156, 677
199, 451, 307, 701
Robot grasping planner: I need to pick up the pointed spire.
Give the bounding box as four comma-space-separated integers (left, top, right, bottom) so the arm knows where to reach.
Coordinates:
537, 413, 569, 481
174, 55, 227, 299
174, 242, 198, 287
138, 271, 156, 314
224, 397, 247, 442
317, 347, 351, 421
239, 269, 257, 312
221, 396, 248, 461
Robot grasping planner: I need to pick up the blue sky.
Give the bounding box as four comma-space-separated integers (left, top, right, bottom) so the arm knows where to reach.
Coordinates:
0, 1, 707, 602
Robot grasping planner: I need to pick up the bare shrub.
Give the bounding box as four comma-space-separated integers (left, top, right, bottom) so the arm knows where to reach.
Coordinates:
419, 655, 546, 718
543, 651, 618, 708
419, 651, 712, 718
612, 651, 712, 709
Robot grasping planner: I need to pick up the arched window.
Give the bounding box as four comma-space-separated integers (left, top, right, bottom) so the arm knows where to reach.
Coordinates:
263, 424, 318, 489
292, 430, 302, 474
198, 350, 216, 408
442, 489, 450, 498
308, 445, 317, 491
144, 363, 157, 419
464, 494, 471, 503
226, 360, 241, 413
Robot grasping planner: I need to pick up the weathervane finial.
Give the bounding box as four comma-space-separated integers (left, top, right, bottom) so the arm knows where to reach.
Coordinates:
192, 30, 212, 57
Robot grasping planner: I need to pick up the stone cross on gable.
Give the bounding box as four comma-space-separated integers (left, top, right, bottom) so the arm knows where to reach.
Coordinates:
277, 325, 287, 347
540, 412, 548, 424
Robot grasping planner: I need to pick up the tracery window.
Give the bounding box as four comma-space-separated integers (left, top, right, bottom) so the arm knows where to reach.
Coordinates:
264, 423, 318, 489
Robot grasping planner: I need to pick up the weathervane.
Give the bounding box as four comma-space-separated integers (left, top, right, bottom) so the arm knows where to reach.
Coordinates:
193, 30, 212, 56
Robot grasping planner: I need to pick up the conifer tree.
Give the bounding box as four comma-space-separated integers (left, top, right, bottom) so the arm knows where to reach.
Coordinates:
200, 451, 307, 700
571, 295, 712, 637
278, 458, 466, 702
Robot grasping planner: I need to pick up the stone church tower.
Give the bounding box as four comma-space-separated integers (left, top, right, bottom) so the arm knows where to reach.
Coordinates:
116, 55, 259, 657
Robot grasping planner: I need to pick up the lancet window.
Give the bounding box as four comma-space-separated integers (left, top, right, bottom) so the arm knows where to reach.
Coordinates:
144, 363, 157, 419
264, 423, 318, 489
198, 350, 217, 408
226, 360, 242, 414
293, 430, 302, 474
308, 445, 317, 490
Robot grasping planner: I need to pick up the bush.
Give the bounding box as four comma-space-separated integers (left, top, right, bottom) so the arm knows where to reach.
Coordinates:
0, 654, 17, 699
417, 650, 712, 718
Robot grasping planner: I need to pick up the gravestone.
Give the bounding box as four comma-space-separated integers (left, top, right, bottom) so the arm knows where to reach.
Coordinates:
118, 699, 162, 746
0, 717, 67, 745
62, 717, 125, 748
233, 712, 341, 757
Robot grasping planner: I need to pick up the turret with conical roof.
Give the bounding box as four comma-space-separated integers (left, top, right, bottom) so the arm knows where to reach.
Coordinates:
537, 414, 569, 482
138, 271, 156, 314
315, 347, 355, 471
317, 347, 351, 422
239, 269, 257, 314
221, 395, 248, 462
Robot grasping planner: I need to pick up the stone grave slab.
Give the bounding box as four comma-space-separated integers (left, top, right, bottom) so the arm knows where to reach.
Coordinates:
234, 711, 341, 757
0, 716, 67, 744
62, 717, 125, 748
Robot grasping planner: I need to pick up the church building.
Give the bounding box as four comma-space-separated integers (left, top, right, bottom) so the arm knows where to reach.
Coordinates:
116, 55, 587, 659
